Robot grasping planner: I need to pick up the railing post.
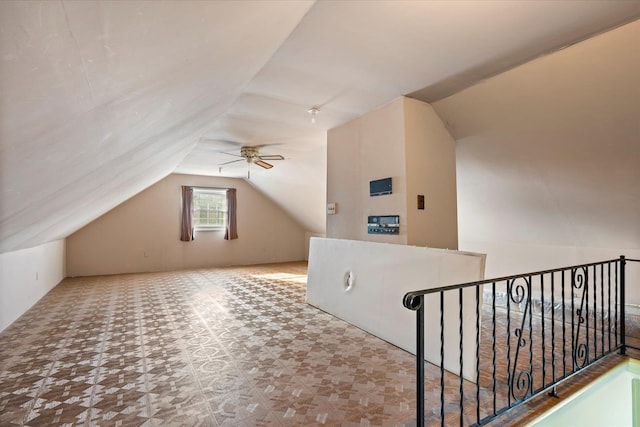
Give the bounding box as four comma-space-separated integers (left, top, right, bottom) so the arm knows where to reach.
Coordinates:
416, 296, 425, 427
404, 292, 426, 427
620, 255, 626, 355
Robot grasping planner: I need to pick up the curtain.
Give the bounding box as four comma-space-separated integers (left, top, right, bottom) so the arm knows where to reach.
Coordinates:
224, 188, 238, 240
180, 186, 194, 241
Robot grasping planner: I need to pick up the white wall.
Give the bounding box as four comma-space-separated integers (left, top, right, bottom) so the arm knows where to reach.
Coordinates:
66, 173, 306, 276
433, 20, 640, 302
304, 231, 326, 260
0, 239, 65, 332
307, 238, 485, 381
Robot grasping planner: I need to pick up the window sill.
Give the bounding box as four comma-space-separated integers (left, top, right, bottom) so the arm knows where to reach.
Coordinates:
195, 227, 225, 232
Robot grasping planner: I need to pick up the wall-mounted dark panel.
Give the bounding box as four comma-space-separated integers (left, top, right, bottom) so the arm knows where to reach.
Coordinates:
370, 177, 392, 196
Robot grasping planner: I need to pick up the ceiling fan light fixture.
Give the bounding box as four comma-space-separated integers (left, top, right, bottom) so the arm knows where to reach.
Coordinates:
240, 146, 259, 160
307, 106, 320, 124
217, 145, 284, 178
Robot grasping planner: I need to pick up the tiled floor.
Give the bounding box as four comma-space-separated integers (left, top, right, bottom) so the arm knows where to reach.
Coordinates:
0, 263, 419, 426
0, 262, 637, 426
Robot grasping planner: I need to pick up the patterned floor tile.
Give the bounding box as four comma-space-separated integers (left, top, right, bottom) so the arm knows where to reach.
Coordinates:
1, 262, 638, 426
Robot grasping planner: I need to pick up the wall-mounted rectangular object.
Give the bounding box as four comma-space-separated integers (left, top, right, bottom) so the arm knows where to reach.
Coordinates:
367, 215, 400, 234
326, 203, 336, 215
369, 177, 392, 196
417, 195, 425, 210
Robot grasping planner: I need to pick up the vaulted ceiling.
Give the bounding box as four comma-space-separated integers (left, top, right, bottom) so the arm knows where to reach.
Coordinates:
1, 1, 639, 253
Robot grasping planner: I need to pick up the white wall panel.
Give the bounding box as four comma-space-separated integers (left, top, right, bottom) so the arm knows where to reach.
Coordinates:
306, 237, 485, 381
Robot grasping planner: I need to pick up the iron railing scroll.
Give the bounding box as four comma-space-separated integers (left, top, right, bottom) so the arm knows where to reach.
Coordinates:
403, 256, 638, 427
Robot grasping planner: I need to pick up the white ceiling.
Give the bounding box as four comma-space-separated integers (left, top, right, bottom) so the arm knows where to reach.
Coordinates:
1, 1, 639, 253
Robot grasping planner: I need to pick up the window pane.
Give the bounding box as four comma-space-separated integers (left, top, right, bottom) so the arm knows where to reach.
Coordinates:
193, 191, 226, 227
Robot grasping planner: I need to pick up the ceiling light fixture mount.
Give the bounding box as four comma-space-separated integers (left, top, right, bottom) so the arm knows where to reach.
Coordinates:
307, 106, 320, 124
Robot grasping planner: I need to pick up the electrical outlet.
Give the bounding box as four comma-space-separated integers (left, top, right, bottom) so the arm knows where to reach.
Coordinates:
327, 203, 336, 215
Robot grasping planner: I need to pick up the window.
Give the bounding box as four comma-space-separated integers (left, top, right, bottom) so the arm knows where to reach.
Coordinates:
192, 189, 226, 229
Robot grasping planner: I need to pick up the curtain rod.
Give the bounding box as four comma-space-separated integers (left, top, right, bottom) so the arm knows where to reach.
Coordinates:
191, 186, 235, 191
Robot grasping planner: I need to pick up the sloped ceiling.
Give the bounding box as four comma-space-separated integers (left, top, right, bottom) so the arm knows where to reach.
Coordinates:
0, 0, 314, 253
2, 1, 640, 253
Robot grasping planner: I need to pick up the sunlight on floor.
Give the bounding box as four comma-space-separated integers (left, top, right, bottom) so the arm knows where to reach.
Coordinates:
250, 272, 308, 284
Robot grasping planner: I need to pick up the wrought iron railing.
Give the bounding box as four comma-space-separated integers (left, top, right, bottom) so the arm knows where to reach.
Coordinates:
403, 256, 639, 427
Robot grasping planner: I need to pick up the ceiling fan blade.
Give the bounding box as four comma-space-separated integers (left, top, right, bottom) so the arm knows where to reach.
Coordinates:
254, 160, 274, 169
221, 151, 244, 158
218, 159, 245, 166
258, 155, 284, 161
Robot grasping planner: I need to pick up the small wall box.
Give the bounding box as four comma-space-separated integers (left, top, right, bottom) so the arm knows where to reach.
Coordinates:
370, 177, 392, 196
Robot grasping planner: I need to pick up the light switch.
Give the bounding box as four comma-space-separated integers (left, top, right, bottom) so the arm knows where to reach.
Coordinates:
327, 203, 336, 215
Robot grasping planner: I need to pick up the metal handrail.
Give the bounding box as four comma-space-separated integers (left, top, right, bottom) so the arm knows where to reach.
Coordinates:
403, 258, 621, 303
403, 255, 635, 427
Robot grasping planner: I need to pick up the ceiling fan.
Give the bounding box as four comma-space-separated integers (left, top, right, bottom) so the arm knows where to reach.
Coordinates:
219, 146, 284, 179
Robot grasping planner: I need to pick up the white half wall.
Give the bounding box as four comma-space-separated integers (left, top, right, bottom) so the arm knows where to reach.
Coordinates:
306, 237, 486, 381
0, 239, 65, 332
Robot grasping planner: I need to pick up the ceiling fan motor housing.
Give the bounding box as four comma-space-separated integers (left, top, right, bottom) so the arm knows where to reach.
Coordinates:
240, 146, 260, 162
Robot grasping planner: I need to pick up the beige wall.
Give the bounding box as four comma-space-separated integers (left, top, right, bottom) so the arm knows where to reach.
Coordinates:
433, 20, 639, 302
326, 96, 458, 248
0, 239, 65, 332
404, 97, 458, 249
66, 174, 306, 276
326, 97, 407, 243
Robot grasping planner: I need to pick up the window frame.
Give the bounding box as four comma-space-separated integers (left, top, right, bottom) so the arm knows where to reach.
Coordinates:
191, 187, 227, 231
